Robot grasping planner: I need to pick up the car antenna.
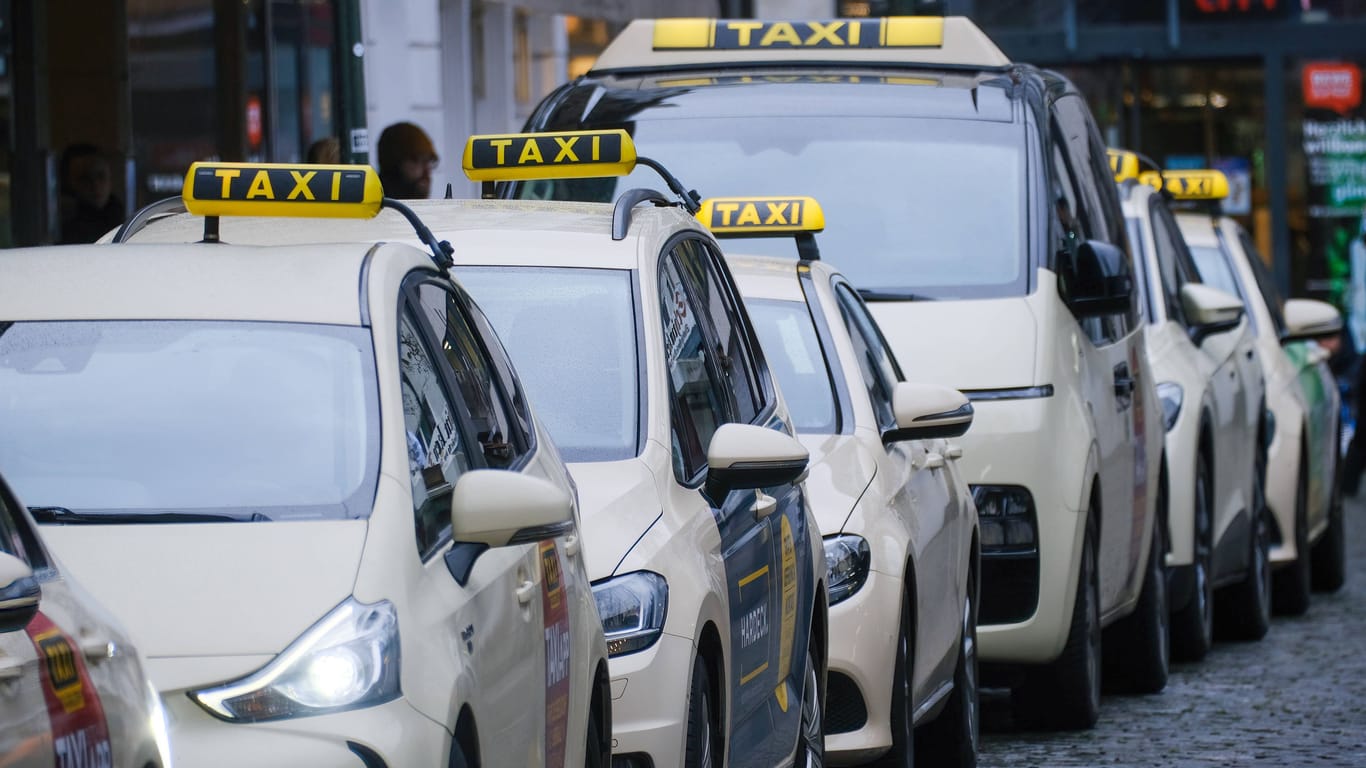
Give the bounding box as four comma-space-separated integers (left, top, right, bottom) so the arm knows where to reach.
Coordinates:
445, 183, 454, 199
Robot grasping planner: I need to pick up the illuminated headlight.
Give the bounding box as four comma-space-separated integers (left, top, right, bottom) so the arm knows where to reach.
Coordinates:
824, 535, 870, 606
593, 571, 667, 657
1157, 381, 1183, 432
190, 598, 399, 722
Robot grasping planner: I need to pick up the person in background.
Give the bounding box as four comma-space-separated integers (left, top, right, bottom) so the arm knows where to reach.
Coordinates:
59, 143, 124, 244
376, 121, 438, 199
306, 136, 341, 164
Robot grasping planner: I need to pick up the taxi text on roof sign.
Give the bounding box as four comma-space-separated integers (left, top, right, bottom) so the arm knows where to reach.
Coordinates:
1139, 169, 1230, 201
697, 197, 826, 235
652, 18, 944, 50
183, 162, 384, 218
462, 129, 637, 181
1108, 149, 1141, 182
657, 74, 939, 87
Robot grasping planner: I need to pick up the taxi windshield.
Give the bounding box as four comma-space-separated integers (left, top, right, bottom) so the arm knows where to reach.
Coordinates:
0, 320, 378, 521
518, 115, 1027, 299
746, 299, 839, 434
455, 267, 640, 462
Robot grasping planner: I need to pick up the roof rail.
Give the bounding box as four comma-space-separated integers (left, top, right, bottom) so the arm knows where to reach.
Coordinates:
112, 196, 186, 243
612, 188, 675, 240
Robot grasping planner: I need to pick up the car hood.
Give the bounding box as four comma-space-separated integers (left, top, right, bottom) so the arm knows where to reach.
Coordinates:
40, 520, 366, 691
867, 296, 1037, 391
568, 458, 663, 580
798, 432, 877, 535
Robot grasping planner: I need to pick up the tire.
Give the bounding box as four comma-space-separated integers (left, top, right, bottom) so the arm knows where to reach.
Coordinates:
872, 588, 913, 768
1215, 445, 1272, 642
449, 740, 469, 768
586, 711, 604, 768
1102, 517, 1169, 694
1011, 512, 1100, 731
1171, 451, 1214, 662
1272, 456, 1312, 615
684, 658, 716, 768
915, 567, 979, 767
796, 644, 824, 768
1313, 471, 1347, 592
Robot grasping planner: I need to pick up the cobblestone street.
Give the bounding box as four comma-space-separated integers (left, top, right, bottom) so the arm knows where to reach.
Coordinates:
980, 493, 1366, 767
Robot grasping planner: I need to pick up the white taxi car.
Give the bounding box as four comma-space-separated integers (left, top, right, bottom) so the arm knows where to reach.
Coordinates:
1175, 198, 1346, 614
519, 16, 1167, 729
109, 137, 831, 768
1113, 159, 1268, 659
705, 199, 981, 766
0, 470, 171, 768
0, 164, 609, 767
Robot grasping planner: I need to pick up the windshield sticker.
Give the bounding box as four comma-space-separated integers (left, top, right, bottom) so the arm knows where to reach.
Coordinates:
662, 263, 699, 366
26, 612, 113, 768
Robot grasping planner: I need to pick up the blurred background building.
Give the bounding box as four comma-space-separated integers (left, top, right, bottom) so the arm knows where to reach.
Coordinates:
3, 0, 1366, 312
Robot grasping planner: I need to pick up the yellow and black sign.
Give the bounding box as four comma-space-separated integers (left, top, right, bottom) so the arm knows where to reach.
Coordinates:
652, 18, 944, 50
1139, 169, 1230, 201
657, 74, 938, 88
697, 196, 825, 236
1108, 149, 1140, 182
462, 130, 636, 182
183, 162, 383, 218
36, 631, 84, 713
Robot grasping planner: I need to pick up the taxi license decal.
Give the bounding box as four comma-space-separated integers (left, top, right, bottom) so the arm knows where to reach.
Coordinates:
774, 515, 799, 712
1138, 169, 1230, 200
697, 196, 825, 235
656, 74, 938, 87
1108, 149, 1140, 182
183, 162, 383, 218
26, 612, 113, 768
652, 18, 944, 50
462, 130, 636, 181
540, 541, 572, 768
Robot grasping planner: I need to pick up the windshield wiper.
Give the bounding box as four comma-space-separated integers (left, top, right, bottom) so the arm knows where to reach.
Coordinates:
29, 506, 269, 524
856, 289, 937, 302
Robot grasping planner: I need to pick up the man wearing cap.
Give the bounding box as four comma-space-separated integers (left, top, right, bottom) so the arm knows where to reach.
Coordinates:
377, 121, 438, 199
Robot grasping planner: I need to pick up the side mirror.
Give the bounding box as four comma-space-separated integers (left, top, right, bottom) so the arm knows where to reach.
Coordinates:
1180, 283, 1244, 345
1067, 240, 1133, 318
705, 423, 809, 501
884, 382, 974, 444
1282, 298, 1343, 345
451, 470, 574, 549
0, 552, 40, 633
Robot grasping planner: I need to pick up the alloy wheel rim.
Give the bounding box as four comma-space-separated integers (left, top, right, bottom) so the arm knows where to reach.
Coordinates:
802, 656, 823, 767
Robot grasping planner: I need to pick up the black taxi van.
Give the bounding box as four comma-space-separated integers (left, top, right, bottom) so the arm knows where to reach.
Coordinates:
517, 16, 1168, 737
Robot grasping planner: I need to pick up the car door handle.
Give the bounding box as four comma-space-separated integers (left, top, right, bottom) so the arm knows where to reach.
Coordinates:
564, 534, 580, 558
515, 580, 537, 606
946, 444, 963, 460
0, 655, 24, 681
80, 637, 115, 663
752, 492, 777, 520
916, 452, 945, 470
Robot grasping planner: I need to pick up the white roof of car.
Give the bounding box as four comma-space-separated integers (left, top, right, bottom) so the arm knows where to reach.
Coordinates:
726, 253, 827, 303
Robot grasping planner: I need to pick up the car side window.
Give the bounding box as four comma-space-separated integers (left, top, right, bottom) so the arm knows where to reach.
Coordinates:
0, 483, 46, 570
399, 307, 473, 559
834, 283, 904, 432
1238, 226, 1288, 337
416, 282, 522, 469
660, 249, 732, 483
459, 290, 537, 456
1149, 199, 1200, 327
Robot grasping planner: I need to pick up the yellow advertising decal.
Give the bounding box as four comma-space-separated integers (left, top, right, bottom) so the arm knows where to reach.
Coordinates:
462, 130, 637, 181
652, 18, 944, 50
774, 515, 798, 712
183, 162, 383, 218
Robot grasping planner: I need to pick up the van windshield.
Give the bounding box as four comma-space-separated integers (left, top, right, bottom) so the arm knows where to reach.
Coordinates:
518, 115, 1028, 300
0, 320, 379, 521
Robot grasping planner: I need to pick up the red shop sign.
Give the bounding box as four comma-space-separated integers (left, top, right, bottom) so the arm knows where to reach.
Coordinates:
1304, 63, 1362, 114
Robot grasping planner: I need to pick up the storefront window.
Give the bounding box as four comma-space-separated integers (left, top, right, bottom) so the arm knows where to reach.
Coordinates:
0, 0, 11, 248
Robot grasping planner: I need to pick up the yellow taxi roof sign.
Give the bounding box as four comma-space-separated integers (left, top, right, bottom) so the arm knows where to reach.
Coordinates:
1108, 149, 1140, 182
183, 162, 384, 218
697, 196, 825, 236
592, 17, 1010, 72
1139, 169, 1230, 201
462, 129, 637, 182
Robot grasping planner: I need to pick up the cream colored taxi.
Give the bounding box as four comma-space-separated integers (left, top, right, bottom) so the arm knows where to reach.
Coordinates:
0, 164, 609, 767
1175, 197, 1346, 615
703, 199, 980, 766
0, 470, 172, 768
1113, 159, 1269, 659
518, 16, 1166, 729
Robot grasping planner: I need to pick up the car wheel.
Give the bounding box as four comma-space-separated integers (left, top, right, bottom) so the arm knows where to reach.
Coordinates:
449, 740, 469, 768
1272, 455, 1312, 615
1312, 467, 1347, 592
915, 567, 979, 767
1012, 511, 1100, 731
586, 710, 604, 768
873, 587, 913, 768
1171, 451, 1214, 661
796, 643, 825, 768
1103, 515, 1169, 694
684, 658, 716, 768
1215, 445, 1272, 642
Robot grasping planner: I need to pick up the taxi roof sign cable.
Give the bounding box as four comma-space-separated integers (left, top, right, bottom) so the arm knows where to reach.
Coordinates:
114, 162, 456, 271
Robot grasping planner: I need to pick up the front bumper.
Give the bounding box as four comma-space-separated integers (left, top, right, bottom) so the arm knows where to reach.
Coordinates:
605, 632, 695, 768
163, 691, 450, 767
824, 568, 900, 766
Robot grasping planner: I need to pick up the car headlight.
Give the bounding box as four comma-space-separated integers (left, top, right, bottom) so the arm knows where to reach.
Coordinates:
1156, 381, 1183, 432
592, 571, 667, 657
189, 597, 400, 722
824, 534, 870, 606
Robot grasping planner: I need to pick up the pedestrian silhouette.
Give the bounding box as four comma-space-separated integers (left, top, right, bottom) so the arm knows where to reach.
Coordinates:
306, 136, 341, 164
377, 122, 438, 199
59, 143, 124, 244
